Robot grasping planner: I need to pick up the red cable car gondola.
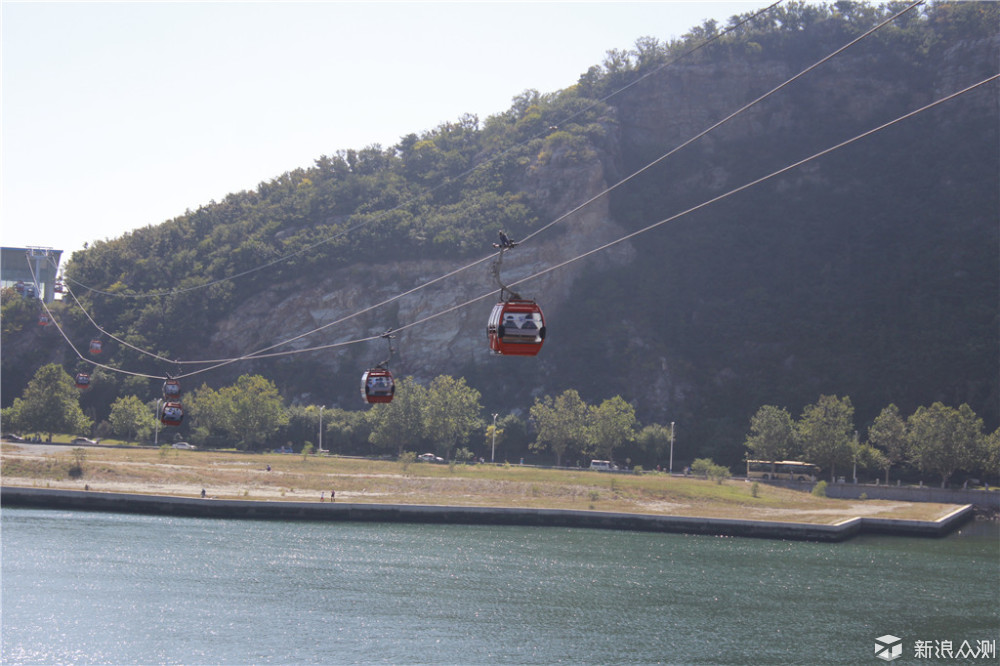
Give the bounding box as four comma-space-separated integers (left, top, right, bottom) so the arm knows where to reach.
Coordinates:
487, 299, 546, 356
89, 339, 103, 355
163, 379, 181, 400
486, 231, 546, 356
160, 402, 184, 427
361, 368, 395, 404
361, 330, 396, 404
74, 372, 91, 389
38, 313, 50, 326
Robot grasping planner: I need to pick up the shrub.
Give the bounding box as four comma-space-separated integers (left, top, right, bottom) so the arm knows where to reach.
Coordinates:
398, 451, 416, 472
812, 480, 828, 497
68, 447, 86, 479
691, 457, 730, 484
751, 481, 761, 498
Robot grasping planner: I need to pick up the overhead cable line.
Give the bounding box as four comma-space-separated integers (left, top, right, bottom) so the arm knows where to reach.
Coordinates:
57, 0, 929, 379
164, 0, 924, 372
62, 278, 177, 364
174, 74, 999, 379
517, 0, 926, 246
26, 257, 165, 380
64, 1, 786, 300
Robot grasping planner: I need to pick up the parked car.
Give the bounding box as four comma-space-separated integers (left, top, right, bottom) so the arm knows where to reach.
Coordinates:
6, 435, 25, 442
172, 442, 196, 450
417, 453, 445, 463
72, 437, 97, 445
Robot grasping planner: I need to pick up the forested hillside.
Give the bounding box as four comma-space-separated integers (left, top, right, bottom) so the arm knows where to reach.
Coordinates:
3, 1, 997, 467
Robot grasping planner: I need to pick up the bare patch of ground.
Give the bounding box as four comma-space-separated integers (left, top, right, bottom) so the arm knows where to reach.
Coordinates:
1, 442, 962, 524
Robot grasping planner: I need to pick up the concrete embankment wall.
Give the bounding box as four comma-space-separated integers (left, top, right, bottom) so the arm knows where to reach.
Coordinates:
1, 487, 974, 542
823, 483, 1000, 508
757, 479, 998, 509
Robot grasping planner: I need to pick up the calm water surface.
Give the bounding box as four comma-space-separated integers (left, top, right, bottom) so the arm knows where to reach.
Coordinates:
2, 508, 997, 665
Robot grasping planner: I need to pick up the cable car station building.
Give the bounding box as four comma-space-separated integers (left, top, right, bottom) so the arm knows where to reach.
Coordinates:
0, 247, 62, 303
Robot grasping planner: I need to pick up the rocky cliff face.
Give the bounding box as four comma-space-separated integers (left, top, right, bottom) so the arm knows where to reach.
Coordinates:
207, 32, 997, 428
211, 139, 635, 406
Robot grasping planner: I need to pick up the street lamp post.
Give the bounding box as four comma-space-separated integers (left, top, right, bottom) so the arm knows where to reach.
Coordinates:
154, 399, 163, 446
491, 413, 499, 463
318, 406, 325, 454
669, 421, 675, 474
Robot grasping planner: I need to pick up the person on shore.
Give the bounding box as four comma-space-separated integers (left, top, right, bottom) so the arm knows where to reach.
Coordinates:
331, 489, 335, 502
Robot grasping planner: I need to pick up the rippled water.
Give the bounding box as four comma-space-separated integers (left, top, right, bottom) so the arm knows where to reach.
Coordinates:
2, 508, 996, 664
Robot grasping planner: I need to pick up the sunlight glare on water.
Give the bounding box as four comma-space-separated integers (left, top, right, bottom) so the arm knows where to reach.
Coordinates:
2, 508, 997, 664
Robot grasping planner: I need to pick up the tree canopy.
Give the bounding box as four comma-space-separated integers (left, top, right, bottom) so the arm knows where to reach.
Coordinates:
2, 364, 91, 439
795, 395, 855, 482
1, 1, 995, 473
907, 402, 983, 488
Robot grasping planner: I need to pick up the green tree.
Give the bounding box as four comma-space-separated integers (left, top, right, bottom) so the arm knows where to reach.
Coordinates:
280, 405, 322, 450
187, 376, 288, 450
908, 402, 982, 488
368, 376, 427, 456
218, 375, 289, 450
635, 423, 673, 468
423, 375, 483, 459
323, 407, 371, 455
186, 383, 228, 442
584, 396, 636, 462
495, 413, 529, 462
979, 428, 999, 484
9, 364, 91, 439
744, 405, 797, 474
796, 395, 855, 482
529, 389, 589, 467
867, 404, 908, 484
849, 439, 887, 483
1, 401, 24, 434
109, 395, 155, 444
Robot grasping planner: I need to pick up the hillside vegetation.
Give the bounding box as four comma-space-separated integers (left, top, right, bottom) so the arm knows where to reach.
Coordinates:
3, 1, 997, 468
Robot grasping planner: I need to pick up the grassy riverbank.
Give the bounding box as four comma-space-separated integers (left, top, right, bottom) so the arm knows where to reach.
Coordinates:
1, 441, 959, 524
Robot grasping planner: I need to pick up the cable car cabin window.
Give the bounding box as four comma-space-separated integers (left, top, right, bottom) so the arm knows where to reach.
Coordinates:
89, 339, 102, 355
361, 369, 395, 404
161, 402, 184, 426
163, 380, 181, 400
487, 300, 545, 356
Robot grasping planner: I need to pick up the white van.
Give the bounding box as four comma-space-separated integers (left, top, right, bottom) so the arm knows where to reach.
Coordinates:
589, 460, 614, 471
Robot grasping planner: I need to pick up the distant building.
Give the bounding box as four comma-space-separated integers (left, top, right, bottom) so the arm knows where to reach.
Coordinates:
1, 247, 62, 304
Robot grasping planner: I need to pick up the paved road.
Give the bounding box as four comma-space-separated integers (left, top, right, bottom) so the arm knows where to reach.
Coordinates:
2, 440, 102, 455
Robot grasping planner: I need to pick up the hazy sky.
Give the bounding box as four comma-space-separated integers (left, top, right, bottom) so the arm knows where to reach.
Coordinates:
2, 1, 775, 261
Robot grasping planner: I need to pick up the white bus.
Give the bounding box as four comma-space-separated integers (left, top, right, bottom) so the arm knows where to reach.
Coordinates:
746, 460, 819, 482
